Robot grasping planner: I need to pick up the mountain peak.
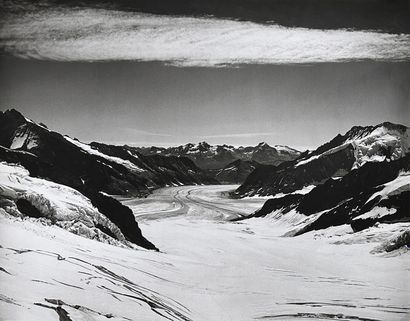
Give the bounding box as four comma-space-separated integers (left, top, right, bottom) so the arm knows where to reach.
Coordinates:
198, 141, 210, 147
378, 121, 408, 132
256, 142, 270, 148
345, 122, 408, 141
1, 108, 26, 122
197, 141, 211, 151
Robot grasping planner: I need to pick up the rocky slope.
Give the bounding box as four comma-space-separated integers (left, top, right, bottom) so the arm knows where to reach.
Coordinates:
209, 159, 260, 184
90, 142, 216, 187
0, 109, 214, 250
238, 122, 410, 237
234, 122, 410, 197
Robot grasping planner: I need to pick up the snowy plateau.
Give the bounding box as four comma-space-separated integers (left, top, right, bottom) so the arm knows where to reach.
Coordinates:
0, 184, 409, 321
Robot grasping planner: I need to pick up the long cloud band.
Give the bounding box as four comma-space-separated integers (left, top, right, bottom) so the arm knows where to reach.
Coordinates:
1, 7, 410, 66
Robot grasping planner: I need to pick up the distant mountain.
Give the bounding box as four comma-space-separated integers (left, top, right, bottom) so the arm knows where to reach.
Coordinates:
234, 122, 410, 197
0, 109, 215, 250
210, 159, 260, 184
133, 141, 300, 171
235, 122, 410, 236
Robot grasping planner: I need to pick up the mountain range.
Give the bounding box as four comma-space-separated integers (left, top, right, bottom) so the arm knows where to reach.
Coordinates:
133, 141, 301, 183
235, 122, 409, 197
1, 109, 409, 252
134, 141, 300, 169
235, 122, 410, 237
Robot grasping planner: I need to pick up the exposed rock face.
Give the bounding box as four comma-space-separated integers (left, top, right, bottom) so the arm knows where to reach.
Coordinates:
0, 109, 217, 250
91, 142, 217, 187
0, 110, 156, 249
236, 194, 303, 221
1, 110, 149, 197
16, 199, 43, 219
86, 191, 157, 250
235, 146, 355, 197
244, 154, 410, 237
297, 155, 410, 216
210, 159, 260, 184
235, 122, 410, 198
238, 123, 410, 237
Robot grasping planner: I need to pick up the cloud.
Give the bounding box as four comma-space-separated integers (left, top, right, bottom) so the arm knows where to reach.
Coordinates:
199, 132, 277, 139
1, 5, 409, 66
120, 127, 172, 137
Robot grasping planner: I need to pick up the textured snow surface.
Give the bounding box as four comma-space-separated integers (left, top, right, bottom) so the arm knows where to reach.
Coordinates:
366, 171, 410, 204
64, 136, 146, 172
271, 185, 317, 199
353, 207, 397, 221
1, 185, 409, 321
122, 185, 265, 222
0, 162, 126, 245
295, 125, 410, 169
241, 184, 316, 199
351, 126, 410, 169
273, 144, 300, 154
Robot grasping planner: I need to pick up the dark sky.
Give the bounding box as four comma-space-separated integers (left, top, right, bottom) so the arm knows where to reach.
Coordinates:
1, 56, 408, 150
9, 0, 410, 33
0, 1, 409, 150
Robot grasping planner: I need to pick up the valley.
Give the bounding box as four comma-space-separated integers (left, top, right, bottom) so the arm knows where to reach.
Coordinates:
0, 109, 409, 321
122, 185, 266, 221
1, 185, 409, 321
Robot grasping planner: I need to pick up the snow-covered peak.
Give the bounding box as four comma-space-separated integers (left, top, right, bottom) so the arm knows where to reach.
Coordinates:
272, 144, 301, 155
180, 141, 217, 154
254, 142, 301, 155
295, 122, 410, 169
257, 142, 269, 147
345, 122, 408, 142
183, 143, 195, 149
198, 141, 211, 149
348, 123, 410, 169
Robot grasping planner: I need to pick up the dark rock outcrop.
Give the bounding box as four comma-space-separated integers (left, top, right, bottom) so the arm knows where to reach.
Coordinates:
238, 122, 410, 237
256, 155, 410, 236
16, 199, 43, 219
297, 155, 410, 216
211, 159, 260, 184
0, 109, 218, 250
234, 145, 355, 197
233, 194, 303, 222
235, 122, 409, 198
87, 191, 158, 250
